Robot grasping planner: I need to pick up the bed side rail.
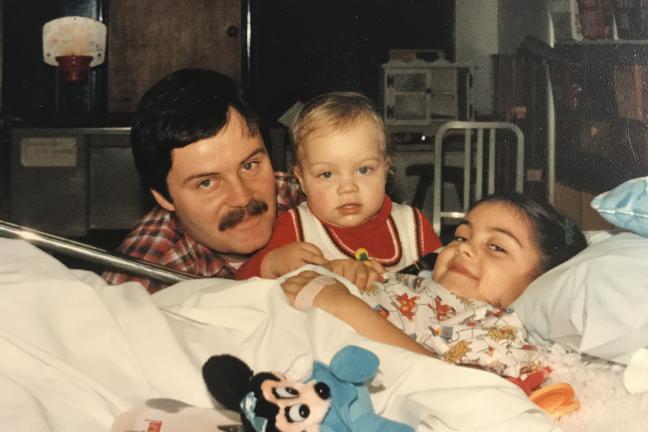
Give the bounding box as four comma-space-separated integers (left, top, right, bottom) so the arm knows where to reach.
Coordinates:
0, 219, 196, 284
433, 121, 525, 235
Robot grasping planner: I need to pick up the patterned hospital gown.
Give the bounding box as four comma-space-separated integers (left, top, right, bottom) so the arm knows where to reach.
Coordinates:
360, 273, 542, 378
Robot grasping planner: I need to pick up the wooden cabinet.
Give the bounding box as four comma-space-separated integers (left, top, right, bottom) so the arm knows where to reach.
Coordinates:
553, 181, 614, 230
107, 0, 242, 113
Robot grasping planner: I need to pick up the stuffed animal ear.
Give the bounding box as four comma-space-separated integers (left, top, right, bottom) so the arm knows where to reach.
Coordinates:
202, 354, 254, 411
329, 345, 379, 384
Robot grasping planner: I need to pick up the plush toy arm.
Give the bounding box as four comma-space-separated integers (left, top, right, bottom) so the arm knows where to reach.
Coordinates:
315, 346, 414, 432
329, 345, 379, 384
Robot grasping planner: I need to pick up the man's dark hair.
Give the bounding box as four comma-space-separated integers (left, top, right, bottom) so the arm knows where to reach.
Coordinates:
471, 192, 588, 273
131, 69, 261, 200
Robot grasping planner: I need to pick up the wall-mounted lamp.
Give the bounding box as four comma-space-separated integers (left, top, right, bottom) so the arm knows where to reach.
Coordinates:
42, 16, 107, 83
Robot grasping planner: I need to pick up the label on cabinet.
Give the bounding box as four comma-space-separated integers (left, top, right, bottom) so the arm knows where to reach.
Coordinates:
20, 137, 78, 167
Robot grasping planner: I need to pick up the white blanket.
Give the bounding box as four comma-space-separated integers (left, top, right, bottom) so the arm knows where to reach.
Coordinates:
0, 238, 556, 431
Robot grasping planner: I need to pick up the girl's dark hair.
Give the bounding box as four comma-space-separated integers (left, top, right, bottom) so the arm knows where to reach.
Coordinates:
470, 192, 588, 273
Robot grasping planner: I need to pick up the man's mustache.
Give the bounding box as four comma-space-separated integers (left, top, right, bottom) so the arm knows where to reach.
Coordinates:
218, 199, 269, 231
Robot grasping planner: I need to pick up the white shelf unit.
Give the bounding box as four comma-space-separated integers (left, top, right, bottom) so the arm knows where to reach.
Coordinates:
380, 60, 475, 136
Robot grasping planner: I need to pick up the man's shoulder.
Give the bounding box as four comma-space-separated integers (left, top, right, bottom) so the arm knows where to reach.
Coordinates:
117, 206, 183, 257
139, 205, 176, 224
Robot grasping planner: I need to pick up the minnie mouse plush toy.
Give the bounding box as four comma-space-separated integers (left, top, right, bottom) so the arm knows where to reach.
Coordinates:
203, 353, 330, 431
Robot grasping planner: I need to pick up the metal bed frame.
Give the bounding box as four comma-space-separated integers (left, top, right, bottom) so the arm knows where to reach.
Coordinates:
0, 219, 195, 285
432, 121, 525, 235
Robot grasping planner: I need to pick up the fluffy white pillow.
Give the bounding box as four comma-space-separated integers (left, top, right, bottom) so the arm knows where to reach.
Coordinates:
512, 232, 648, 365
591, 176, 648, 237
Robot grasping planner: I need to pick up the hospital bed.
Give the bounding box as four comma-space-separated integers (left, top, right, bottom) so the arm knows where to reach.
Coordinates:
1, 236, 559, 432
2, 224, 648, 431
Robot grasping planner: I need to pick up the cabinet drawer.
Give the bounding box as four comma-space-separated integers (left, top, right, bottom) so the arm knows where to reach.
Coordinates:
429, 93, 458, 118
428, 68, 458, 92
10, 136, 88, 237
89, 146, 151, 230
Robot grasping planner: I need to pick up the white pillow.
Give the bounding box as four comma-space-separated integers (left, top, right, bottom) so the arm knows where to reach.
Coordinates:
591, 176, 648, 237
583, 229, 614, 245
512, 232, 648, 365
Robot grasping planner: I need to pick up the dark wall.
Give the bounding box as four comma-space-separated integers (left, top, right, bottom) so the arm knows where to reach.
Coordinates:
4, 0, 455, 126
247, 0, 455, 123
3, 0, 107, 127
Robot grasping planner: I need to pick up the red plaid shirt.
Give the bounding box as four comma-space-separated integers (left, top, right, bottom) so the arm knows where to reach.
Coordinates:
102, 172, 303, 293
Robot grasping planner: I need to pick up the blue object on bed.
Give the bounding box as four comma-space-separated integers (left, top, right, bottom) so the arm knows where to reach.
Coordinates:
591, 176, 648, 237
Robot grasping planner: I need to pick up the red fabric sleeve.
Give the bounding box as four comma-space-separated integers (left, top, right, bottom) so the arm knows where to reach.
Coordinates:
235, 210, 300, 280
416, 208, 443, 255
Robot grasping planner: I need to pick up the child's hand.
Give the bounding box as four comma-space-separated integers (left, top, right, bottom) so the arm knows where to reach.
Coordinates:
282, 270, 437, 357
324, 259, 384, 292
260, 242, 328, 278
280, 270, 351, 312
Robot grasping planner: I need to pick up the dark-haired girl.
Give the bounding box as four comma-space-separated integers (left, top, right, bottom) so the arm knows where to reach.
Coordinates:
281, 192, 588, 376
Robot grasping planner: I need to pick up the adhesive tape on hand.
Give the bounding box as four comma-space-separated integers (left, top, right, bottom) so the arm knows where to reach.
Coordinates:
294, 275, 336, 310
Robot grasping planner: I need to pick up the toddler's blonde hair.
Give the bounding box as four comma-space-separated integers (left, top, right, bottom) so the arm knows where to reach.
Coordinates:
290, 92, 387, 161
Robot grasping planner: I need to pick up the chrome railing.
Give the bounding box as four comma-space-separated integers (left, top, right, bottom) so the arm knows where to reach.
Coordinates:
0, 219, 196, 285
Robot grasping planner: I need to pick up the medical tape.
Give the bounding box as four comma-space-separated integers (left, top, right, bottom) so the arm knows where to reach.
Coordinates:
294, 275, 336, 310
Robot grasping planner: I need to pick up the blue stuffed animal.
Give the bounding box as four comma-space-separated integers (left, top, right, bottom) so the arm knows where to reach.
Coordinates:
310, 345, 413, 432
202, 345, 413, 432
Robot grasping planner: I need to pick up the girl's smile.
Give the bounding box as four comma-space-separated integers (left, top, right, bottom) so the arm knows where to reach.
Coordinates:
448, 262, 478, 280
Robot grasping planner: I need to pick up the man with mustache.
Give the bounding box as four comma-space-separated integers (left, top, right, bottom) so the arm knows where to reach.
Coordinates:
103, 69, 309, 293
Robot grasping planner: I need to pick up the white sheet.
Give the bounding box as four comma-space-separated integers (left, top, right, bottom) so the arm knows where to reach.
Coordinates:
0, 238, 556, 431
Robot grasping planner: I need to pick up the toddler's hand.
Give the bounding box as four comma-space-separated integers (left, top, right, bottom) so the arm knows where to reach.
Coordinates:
325, 258, 384, 292
260, 241, 327, 278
